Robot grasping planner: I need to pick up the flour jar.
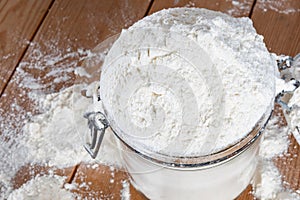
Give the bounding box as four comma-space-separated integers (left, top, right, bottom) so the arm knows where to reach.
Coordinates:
114, 109, 270, 200
83, 8, 300, 200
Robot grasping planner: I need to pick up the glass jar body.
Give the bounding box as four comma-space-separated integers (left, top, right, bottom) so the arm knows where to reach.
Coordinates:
117, 135, 262, 200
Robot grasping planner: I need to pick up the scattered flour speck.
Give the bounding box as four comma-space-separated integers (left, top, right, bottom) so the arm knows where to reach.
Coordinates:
121, 180, 131, 200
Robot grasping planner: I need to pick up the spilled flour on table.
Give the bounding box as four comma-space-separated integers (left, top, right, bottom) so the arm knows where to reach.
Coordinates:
227, 0, 253, 16
1, 11, 300, 200
228, 0, 300, 15
257, 0, 300, 14
7, 175, 75, 200
0, 40, 124, 199
0, 82, 123, 198
287, 87, 300, 145
1, 55, 300, 199
252, 115, 294, 200
121, 180, 131, 200
3, 81, 299, 199
21, 83, 122, 168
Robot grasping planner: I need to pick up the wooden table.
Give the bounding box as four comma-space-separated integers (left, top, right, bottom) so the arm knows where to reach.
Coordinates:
0, 0, 299, 199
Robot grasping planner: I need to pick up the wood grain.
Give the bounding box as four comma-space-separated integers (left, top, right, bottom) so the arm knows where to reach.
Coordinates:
0, 0, 53, 95
12, 164, 74, 190
70, 164, 146, 200
149, 0, 255, 17
251, 0, 300, 56
0, 0, 150, 196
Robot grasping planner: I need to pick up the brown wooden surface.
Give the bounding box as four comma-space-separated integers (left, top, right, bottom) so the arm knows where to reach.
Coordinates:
1, 0, 299, 199
149, 0, 255, 17
0, 0, 53, 94
252, 0, 300, 56
0, 0, 150, 198
70, 164, 146, 199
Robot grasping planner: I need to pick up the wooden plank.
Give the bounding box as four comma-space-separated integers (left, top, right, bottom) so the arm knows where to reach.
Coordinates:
70, 165, 146, 199
251, 0, 300, 56
149, 0, 255, 17
0, 0, 150, 196
251, 0, 300, 195
0, 0, 53, 95
12, 164, 74, 190
4, 0, 299, 199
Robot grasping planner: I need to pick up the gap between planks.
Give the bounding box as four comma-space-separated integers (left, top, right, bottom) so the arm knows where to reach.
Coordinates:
248, 0, 257, 18
0, 0, 56, 98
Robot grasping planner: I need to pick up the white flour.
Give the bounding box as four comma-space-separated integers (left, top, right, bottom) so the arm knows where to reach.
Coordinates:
257, 0, 300, 14
21, 84, 122, 168
252, 115, 292, 200
229, 0, 300, 15
0, 7, 299, 200
3, 83, 298, 199
121, 180, 130, 200
100, 8, 276, 157
286, 87, 300, 145
0, 41, 121, 198
0, 83, 122, 198
7, 175, 74, 200
259, 116, 290, 160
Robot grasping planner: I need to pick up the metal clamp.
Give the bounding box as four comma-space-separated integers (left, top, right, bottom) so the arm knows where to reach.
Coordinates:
84, 111, 109, 159
276, 53, 300, 110
276, 53, 300, 145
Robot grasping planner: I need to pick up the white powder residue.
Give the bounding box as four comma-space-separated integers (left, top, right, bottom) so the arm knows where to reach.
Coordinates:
1, 7, 299, 200
253, 160, 284, 199
22, 83, 122, 168
75, 66, 92, 78
21, 84, 92, 167
253, 112, 300, 199
0, 37, 117, 198
257, 0, 300, 14
0, 83, 122, 198
184, 1, 195, 8
14, 44, 88, 91
100, 8, 276, 157
121, 180, 130, 200
286, 87, 300, 145
226, 0, 300, 15
227, 0, 253, 16
7, 175, 74, 200
259, 116, 289, 159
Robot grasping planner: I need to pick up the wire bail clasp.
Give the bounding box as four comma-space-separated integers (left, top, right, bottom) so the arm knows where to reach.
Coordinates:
276, 53, 300, 110
276, 53, 300, 145
84, 111, 109, 159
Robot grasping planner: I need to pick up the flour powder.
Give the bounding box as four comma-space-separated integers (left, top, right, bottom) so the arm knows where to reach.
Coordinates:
100, 8, 276, 157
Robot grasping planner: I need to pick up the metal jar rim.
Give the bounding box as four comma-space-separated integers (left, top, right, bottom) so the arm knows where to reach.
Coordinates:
104, 101, 273, 170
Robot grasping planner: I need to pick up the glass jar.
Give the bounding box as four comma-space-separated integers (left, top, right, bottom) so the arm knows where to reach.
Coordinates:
82, 24, 300, 199
114, 105, 271, 199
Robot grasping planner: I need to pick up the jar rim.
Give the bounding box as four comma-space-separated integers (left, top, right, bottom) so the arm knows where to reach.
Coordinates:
103, 101, 273, 169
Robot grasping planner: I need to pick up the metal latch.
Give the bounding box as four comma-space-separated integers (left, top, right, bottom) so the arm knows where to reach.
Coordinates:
84, 111, 109, 159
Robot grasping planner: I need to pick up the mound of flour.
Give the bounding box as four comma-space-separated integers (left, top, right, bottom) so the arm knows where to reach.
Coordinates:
100, 8, 276, 157
0, 83, 122, 198
21, 84, 121, 168
7, 175, 74, 200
